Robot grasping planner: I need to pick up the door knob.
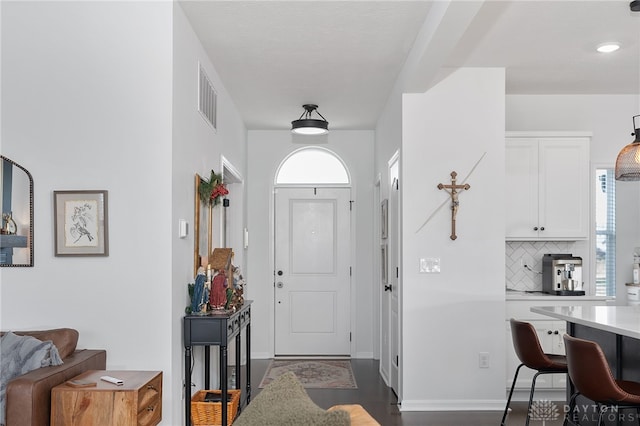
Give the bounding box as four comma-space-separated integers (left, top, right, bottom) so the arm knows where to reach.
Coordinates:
277, 270, 283, 276
277, 282, 284, 288
384, 285, 392, 292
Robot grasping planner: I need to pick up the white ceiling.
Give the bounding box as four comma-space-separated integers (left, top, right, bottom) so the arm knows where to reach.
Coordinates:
179, 1, 640, 131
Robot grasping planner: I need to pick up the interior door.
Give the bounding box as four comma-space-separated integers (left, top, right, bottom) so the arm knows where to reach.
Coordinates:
274, 187, 351, 355
380, 187, 391, 383
388, 157, 400, 394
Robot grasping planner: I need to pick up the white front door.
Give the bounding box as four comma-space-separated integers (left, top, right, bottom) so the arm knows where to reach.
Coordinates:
274, 187, 351, 356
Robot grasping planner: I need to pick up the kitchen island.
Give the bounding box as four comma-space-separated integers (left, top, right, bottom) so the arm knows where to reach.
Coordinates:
531, 305, 640, 339
532, 305, 640, 425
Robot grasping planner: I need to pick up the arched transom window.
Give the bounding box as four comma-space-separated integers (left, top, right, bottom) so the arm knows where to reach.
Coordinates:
276, 147, 350, 185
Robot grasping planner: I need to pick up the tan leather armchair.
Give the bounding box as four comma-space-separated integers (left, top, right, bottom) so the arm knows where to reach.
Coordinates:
2, 329, 106, 426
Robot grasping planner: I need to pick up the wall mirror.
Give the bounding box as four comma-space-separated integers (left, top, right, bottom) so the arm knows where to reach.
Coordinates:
0, 156, 34, 267
193, 166, 238, 277
193, 174, 212, 277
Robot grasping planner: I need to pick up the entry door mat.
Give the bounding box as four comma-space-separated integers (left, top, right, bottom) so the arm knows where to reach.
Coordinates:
259, 359, 358, 389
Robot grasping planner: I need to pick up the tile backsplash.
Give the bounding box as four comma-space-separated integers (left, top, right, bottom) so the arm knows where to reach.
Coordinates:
506, 241, 577, 291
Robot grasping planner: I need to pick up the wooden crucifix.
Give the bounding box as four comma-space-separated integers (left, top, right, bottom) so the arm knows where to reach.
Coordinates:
437, 171, 470, 240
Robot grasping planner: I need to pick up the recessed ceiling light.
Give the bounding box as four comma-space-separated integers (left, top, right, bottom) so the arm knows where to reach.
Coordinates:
596, 43, 620, 53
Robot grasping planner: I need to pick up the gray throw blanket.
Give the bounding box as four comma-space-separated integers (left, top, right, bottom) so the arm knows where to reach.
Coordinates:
0, 332, 63, 425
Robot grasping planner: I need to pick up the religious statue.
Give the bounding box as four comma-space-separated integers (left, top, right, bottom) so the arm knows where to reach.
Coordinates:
210, 269, 228, 309
230, 265, 245, 309
190, 267, 209, 314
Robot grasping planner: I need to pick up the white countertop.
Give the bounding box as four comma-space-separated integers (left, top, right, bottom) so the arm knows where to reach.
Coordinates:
506, 291, 612, 302
531, 305, 640, 340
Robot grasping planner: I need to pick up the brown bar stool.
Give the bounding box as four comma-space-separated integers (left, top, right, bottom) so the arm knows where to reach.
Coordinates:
501, 319, 568, 426
563, 334, 640, 426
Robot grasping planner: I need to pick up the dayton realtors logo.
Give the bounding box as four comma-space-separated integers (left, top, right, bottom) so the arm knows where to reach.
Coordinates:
529, 400, 640, 424
529, 400, 560, 424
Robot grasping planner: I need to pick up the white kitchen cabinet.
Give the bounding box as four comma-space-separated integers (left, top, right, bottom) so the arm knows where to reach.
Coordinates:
506, 133, 590, 240
505, 319, 567, 390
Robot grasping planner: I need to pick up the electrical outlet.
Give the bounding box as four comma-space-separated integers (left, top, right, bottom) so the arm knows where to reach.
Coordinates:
479, 352, 490, 368
521, 254, 533, 268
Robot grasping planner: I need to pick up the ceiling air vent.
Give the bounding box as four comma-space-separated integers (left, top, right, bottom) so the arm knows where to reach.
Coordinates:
198, 64, 217, 130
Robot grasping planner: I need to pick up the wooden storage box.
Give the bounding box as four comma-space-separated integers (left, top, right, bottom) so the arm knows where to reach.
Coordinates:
191, 389, 241, 426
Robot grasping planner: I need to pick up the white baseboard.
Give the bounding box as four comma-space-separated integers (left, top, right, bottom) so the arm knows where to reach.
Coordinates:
250, 352, 375, 360
400, 399, 506, 411
508, 388, 565, 402
250, 352, 377, 360
250, 352, 272, 359
275, 355, 350, 360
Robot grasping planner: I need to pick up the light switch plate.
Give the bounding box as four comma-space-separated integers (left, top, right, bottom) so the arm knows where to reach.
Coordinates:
419, 258, 440, 273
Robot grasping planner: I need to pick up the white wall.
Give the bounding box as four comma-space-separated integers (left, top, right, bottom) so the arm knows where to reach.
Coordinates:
1, 2, 248, 424
246, 131, 375, 358
172, 3, 247, 424
1, 0, 174, 420
506, 94, 640, 303
400, 68, 506, 410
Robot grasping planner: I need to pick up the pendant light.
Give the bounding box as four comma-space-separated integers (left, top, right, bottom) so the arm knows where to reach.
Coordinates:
291, 104, 329, 135
615, 115, 640, 181
617, 2, 640, 180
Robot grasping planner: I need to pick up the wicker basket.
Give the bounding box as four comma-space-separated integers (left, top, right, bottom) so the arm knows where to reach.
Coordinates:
191, 389, 241, 426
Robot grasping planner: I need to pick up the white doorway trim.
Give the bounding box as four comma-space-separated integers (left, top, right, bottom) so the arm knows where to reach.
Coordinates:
373, 173, 382, 361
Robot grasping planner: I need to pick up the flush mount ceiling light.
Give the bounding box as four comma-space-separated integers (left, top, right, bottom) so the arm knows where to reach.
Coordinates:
615, 115, 640, 180
291, 104, 329, 135
596, 42, 620, 53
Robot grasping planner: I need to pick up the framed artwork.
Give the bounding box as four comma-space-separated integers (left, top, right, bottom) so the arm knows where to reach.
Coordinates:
381, 244, 388, 284
54, 190, 109, 256
381, 198, 388, 239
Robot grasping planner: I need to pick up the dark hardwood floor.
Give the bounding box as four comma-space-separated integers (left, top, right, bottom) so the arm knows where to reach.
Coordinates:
248, 358, 566, 425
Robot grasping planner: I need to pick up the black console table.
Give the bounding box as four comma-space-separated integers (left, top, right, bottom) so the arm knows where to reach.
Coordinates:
183, 301, 252, 426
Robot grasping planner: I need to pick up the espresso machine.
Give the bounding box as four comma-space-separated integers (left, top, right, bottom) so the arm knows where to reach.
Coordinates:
542, 254, 585, 296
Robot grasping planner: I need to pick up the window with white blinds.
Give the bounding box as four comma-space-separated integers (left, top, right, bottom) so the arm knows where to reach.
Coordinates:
595, 168, 616, 296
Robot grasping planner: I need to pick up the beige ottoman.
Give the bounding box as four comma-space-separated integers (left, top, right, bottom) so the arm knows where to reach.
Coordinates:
328, 404, 381, 426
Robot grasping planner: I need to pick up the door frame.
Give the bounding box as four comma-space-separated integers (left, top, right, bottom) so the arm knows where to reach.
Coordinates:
389, 151, 402, 398
373, 174, 382, 361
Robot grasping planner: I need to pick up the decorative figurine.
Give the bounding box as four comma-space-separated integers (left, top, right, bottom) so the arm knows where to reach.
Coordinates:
2, 212, 17, 235
190, 266, 209, 314
231, 265, 245, 309
210, 269, 228, 309
225, 287, 234, 310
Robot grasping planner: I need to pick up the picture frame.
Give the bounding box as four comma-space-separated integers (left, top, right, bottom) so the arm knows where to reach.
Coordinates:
54, 190, 109, 256
381, 244, 388, 284
381, 198, 388, 239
